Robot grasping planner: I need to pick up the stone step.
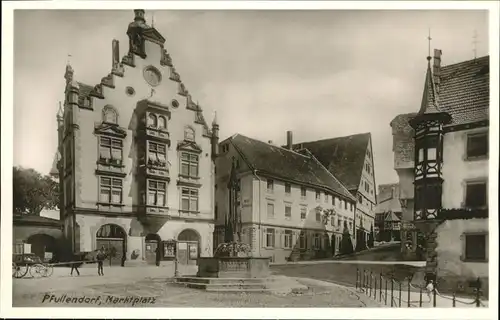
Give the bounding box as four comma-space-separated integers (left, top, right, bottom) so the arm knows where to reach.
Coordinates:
184, 282, 268, 290
176, 276, 273, 285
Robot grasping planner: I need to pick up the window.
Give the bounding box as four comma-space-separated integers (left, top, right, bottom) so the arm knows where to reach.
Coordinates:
349, 222, 353, 233
147, 113, 157, 127
181, 187, 198, 212
465, 181, 487, 208
365, 163, 371, 174
279, 182, 290, 195
316, 190, 321, 201
466, 133, 488, 158
103, 106, 118, 124
184, 127, 195, 141
325, 194, 329, 203
301, 187, 307, 198
313, 234, 320, 249
331, 216, 335, 226
344, 201, 348, 210
215, 204, 218, 220
147, 180, 166, 206
285, 205, 292, 218
364, 181, 370, 193
284, 230, 293, 249
337, 218, 341, 228
366, 149, 371, 159
99, 137, 123, 164
358, 194, 363, 204
316, 210, 321, 222
267, 203, 275, 218
300, 207, 307, 220
267, 179, 274, 193
464, 233, 487, 261
158, 116, 167, 130
99, 177, 122, 204
265, 228, 275, 247
350, 203, 354, 211
299, 233, 306, 249
148, 141, 167, 166
180, 152, 199, 177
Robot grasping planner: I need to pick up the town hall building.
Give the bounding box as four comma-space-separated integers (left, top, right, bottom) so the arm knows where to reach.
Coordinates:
57, 10, 218, 266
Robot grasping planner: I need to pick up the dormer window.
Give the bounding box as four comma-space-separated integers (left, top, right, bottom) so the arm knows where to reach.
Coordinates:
103, 105, 118, 124
184, 127, 195, 141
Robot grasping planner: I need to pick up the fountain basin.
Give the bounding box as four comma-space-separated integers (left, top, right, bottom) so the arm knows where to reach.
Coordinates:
197, 257, 271, 278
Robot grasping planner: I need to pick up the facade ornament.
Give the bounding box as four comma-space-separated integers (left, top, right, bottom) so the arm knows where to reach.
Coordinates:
121, 52, 135, 67
160, 48, 173, 67
169, 67, 181, 82
101, 73, 115, 88
178, 83, 188, 96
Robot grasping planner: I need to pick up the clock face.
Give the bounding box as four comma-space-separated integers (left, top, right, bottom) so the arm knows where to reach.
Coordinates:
143, 66, 162, 87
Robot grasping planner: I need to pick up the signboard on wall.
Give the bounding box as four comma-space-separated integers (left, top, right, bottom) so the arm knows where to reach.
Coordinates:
401, 221, 416, 230
189, 244, 198, 259
163, 240, 176, 259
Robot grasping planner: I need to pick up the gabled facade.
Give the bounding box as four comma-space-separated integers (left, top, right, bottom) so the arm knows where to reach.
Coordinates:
374, 183, 402, 242
57, 10, 218, 266
391, 50, 489, 295
292, 132, 378, 250
214, 132, 357, 263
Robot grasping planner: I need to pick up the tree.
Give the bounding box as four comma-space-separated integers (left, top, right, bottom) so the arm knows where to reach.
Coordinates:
368, 224, 375, 248
13, 166, 59, 215
340, 221, 354, 255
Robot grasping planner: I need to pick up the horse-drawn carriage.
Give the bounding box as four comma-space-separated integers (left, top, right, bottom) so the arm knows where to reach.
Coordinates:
12, 253, 54, 278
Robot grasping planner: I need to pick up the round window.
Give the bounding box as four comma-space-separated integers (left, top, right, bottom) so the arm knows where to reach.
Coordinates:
143, 66, 162, 87
171, 99, 179, 108
125, 86, 135, 96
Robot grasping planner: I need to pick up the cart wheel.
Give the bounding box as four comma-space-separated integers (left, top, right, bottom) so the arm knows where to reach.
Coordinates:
13, 263, 28, 278
30, 264, 45, 278
44, 265, 54, 277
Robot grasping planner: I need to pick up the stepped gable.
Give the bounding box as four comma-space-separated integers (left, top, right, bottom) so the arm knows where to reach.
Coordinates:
229, 134, 355, 201
69, 9, 212, 137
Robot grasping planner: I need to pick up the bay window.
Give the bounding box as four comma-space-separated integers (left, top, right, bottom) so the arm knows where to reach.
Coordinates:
147, 180, 167, 207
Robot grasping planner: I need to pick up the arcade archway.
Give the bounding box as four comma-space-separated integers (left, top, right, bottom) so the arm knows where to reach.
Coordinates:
96, 224, 127, 266
177, 229, 200, 265
27, 234, 57, 262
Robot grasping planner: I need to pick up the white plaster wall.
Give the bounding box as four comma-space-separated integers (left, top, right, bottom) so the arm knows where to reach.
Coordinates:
436, 218, 489, 278
442, 129, 489, 209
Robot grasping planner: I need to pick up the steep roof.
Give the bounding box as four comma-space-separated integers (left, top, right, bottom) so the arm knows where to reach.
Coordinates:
391, 55, 489, 165
229, 134, 355, 201
438, 56, 489, 125
291, 133, 370, 191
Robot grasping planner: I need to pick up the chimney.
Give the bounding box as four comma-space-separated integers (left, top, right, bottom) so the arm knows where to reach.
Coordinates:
433, 49, 442, 94
286, 131, 293, 150
268, 140, 273, 144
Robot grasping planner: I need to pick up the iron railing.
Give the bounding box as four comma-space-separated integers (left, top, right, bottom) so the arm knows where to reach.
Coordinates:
355, 268, 486, 308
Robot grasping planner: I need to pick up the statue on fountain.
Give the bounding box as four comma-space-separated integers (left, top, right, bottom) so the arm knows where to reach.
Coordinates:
213, 157, 252, 258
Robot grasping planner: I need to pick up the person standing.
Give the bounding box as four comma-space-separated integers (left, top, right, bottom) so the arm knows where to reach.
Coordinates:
426, 280, 435, 303
96, 247, 106, 276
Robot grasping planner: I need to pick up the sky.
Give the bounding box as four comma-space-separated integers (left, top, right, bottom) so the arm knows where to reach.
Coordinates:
13, 9, 489, 188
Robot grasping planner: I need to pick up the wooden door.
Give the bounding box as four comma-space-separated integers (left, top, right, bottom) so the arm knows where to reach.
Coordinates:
145, 240, 158, 265
96, 238, 124, 266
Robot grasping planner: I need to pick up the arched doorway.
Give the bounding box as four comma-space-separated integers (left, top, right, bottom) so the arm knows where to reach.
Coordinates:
177, 229, 200, 265
27, 234, 57, 262
96, 224, 126, 266
145, 233, 161, 266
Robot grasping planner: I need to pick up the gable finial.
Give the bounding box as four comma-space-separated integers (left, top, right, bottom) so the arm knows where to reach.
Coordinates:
427, 28, 432, 62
